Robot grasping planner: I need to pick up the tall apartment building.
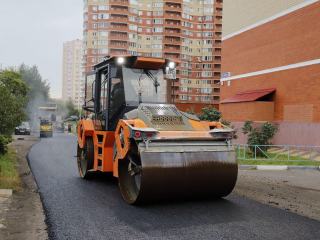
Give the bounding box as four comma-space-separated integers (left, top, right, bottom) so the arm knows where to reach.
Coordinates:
82, 0, 223, 112
62, 39, 83, 107
220, 0, 320, 146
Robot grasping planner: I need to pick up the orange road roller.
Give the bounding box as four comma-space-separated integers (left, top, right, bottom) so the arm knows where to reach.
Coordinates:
77, 55, 238, 204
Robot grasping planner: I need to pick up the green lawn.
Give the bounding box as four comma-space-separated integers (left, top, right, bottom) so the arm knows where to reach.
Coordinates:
64, 120, 79, 125
0, 147, 21, 190
236, 147, 320, 166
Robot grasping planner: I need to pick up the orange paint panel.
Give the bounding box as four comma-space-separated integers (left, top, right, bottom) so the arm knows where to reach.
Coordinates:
133, 119, 148, 128
133, 57, 165, 70
77, 120, 94, 148
188, 120, 207, 131
93, 131, 115, 172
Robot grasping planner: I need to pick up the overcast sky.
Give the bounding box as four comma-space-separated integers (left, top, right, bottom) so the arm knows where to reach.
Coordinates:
0, 0, 83, 99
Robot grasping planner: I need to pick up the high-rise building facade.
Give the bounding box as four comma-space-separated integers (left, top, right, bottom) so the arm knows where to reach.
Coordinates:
62, 39, 83, 107
82, 0, 223, 112
220, 0, 320, 146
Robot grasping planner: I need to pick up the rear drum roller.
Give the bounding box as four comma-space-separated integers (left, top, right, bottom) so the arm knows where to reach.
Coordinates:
118, 150, 238, 204
77, 138, 94, 179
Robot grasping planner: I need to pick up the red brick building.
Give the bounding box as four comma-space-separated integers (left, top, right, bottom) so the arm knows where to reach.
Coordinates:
220, 0, 320, 146
82, 0, 224, 113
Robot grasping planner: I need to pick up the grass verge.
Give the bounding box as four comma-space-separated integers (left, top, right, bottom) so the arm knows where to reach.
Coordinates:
0, 147, 21, 190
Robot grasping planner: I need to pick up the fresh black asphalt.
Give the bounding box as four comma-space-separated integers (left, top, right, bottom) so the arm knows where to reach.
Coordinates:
28, 133, 320, 239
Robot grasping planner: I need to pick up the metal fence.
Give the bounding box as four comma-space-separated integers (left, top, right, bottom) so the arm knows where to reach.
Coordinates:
234, 144, 320, 163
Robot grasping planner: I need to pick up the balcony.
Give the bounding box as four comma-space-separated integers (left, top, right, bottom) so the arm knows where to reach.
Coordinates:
213, 41, 222, 48
165, 12, 181, 18
164, 53, 180, 60
110, 41, 127, 47
164, 21, 181, 29
109, 7, 128, 14
215, 7, 223, 14
164, 46, 180, 53
215, 16, 222, 24
164, 29, 181, 37
110, 18, 128, 24
163, 38, 181, 44
109, 24, 128, 31
110, 49, 128, 55
110, 0, 129, 6
215, 0, 223, 7
109, 32, 128, 40
212, 58, 221, 64
164, 5, 181, 12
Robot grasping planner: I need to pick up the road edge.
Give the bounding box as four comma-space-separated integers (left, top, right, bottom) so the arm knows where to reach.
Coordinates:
239, 165, 320, 171
0, 134, 48, 240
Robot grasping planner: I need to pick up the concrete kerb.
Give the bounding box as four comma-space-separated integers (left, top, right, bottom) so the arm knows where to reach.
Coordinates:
239, 165, 257, 170
0, 189, 13, 196
287, 165, 320, 170
239, 165, 320, 171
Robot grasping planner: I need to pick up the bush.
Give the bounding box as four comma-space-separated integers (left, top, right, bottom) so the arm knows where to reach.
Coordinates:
185, 107, 238, 139
186, 108, 195, 115
197, 106, 222, 122
0, 135, 12, 155
242, 120, 279, 156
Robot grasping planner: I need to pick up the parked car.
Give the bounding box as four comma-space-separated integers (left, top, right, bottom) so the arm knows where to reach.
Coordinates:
15, 122, 31, 135
69, 115, 80, 121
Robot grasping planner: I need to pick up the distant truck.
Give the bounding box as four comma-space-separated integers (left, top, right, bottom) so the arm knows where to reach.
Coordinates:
38, 102, 57, 137
39, 120, 53, 137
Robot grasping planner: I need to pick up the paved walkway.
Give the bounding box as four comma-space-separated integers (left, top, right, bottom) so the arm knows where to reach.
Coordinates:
268, 147, 320, 161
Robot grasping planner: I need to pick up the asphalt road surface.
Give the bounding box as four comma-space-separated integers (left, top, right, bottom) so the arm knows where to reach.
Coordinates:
28, 133, 320, 240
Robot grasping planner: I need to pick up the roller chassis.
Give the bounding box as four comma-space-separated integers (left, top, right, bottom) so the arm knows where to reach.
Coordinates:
77, 56, 238, 204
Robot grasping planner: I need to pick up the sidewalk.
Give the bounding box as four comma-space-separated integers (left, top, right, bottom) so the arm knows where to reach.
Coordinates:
0, 134, 47, 240
268, 147, 320, 161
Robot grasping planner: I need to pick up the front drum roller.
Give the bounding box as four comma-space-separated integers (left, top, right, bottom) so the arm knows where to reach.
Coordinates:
118, 150, 238, 204
77, 137, 94, 179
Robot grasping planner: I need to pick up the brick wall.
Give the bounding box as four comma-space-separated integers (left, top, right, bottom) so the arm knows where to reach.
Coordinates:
221, 102, 274, 122
175, 103, 219, 114
221, 1, 320, 76
220, 1, 320, 123
220, 64, 320, 123
283, 104, 313, 122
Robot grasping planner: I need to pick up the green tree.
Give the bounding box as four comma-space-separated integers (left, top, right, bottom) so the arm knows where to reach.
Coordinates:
65, 100, 79, 117
8, 64, 50, 125
16, 64, 50, 102
197, 106, 222, 122
0, 70, 29, 155
242, 120, 279, 156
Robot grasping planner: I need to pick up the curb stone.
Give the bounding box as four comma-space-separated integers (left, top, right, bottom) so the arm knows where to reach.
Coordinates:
238, 165, 257, 170
257, 165, 288, 170
239, 165, 320, 171
287, 165, 320, 171
0, 189, 13, 196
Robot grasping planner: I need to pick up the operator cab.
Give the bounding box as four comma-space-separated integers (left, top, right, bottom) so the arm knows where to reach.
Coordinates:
83, 56, 178, 131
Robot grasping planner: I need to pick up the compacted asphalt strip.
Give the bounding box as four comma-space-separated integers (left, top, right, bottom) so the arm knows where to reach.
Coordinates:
28, 133, 320, 240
